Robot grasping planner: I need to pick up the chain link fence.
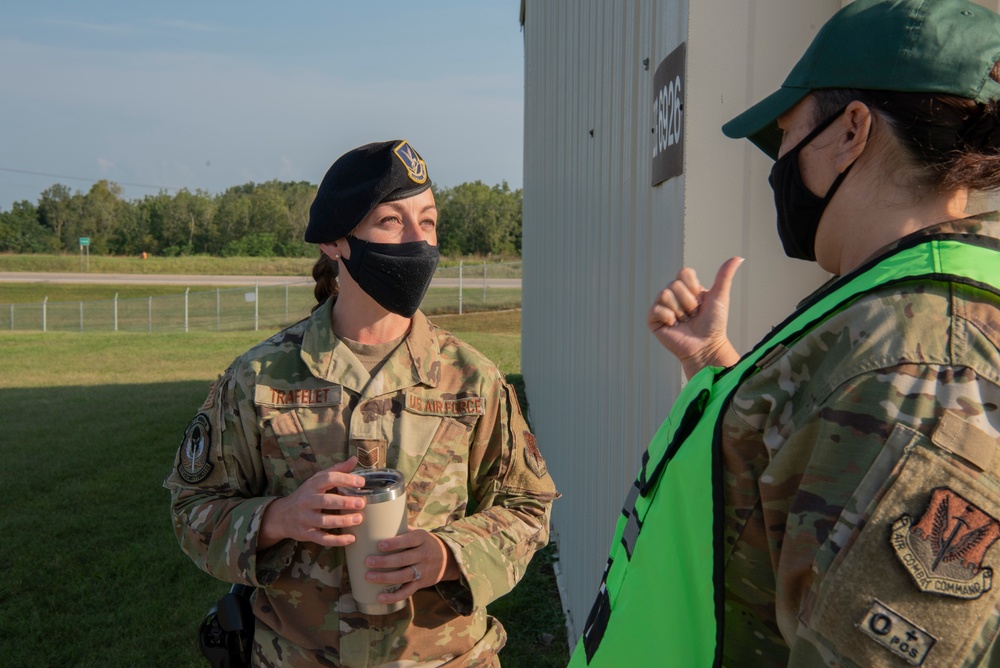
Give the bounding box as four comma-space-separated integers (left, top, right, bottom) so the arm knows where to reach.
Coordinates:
0, 261, 521, 333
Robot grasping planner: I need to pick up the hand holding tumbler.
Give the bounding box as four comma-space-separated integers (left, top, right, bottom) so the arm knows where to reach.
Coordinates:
339, 468, 408, 614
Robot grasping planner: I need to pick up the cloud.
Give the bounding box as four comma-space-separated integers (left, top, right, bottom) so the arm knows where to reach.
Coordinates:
96, 158, 114, 172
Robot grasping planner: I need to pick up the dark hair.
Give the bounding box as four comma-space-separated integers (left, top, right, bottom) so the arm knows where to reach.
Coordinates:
812, 62, 1000, 192
311, 252, 339, 310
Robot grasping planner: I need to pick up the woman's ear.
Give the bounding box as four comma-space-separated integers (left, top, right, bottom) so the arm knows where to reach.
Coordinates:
320, 240, 347, 261
836, 100, 872, 172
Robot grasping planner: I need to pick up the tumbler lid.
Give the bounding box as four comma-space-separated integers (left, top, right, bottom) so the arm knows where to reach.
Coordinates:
339, 468, 405, 503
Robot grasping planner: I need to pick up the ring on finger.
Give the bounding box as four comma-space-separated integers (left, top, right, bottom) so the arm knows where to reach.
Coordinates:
410, 565, 421, 581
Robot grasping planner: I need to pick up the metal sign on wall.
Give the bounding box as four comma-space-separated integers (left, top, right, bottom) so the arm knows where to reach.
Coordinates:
651, 43, 686, 186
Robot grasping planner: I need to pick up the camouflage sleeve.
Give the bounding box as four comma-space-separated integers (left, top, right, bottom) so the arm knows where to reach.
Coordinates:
431, 373, 559, 614
769, 364, 1000, 667
163, 361, 294, 587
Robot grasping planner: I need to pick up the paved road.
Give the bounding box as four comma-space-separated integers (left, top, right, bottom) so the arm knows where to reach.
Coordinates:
0, 272, 521, 289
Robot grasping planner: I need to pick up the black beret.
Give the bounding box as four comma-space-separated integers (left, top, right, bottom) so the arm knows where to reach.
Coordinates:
304, 140, 432, 243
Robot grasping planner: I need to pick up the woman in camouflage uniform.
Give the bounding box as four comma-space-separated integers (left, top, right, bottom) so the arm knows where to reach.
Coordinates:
165, 140, 558, 667
648, 1, 1000, 665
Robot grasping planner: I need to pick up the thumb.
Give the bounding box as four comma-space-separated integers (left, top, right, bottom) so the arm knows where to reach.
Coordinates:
332, 456, 359, 473
707, 257, 744, 305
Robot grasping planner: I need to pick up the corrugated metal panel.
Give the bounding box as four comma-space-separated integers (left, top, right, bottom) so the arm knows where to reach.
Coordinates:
522, 0, 689, 641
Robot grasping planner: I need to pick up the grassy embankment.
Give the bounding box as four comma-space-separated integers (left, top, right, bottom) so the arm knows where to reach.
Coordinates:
0, 309, 568, 667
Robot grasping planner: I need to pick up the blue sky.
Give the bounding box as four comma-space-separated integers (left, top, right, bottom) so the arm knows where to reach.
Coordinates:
0, 1, 525, 210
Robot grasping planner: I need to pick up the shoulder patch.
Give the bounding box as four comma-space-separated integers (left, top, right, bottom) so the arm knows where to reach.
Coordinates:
199, 375, 221, 411
178, 413, 213, 484
523, 430, 547, 478
891, 487, 1000, 599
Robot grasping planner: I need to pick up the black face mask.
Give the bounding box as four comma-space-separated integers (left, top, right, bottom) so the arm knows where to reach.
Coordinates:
769, 107, 857, 261
341, 236, 440, 317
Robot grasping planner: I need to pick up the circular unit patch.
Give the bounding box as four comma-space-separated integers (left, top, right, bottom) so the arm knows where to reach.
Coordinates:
178, 413, 214, 483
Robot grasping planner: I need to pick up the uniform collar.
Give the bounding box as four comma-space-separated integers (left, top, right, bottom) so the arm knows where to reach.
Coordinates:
798, 212, 1000, 309
864, 212, 1000, 264
300, 299, 441, 395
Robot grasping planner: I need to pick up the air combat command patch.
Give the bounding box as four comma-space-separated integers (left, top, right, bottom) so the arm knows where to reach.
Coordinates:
178, 413, 213, 484
891, 487, 1000, 599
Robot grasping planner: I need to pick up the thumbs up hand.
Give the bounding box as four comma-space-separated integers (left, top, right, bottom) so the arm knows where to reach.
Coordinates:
647, 257, 744, 379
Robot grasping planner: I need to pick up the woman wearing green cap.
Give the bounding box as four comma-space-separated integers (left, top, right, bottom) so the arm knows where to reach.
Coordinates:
576, 1, 1000, 667
165, 140, 558, 667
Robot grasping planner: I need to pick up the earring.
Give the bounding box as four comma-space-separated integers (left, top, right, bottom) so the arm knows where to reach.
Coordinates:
333, 253, 340, 260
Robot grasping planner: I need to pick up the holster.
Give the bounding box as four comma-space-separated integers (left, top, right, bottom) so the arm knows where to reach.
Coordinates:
199, 584, 255, 668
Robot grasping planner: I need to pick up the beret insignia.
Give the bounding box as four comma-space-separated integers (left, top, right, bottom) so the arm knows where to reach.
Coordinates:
393, 140, 428, 185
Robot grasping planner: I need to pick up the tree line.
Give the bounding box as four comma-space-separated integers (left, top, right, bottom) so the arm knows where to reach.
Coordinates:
0, 179, 522, 258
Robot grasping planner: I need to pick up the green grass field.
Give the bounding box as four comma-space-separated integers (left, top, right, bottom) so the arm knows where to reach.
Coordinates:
0, 310, 568, 667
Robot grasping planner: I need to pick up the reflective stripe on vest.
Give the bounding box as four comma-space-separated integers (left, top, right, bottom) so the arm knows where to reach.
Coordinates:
569, 235, 1000, 667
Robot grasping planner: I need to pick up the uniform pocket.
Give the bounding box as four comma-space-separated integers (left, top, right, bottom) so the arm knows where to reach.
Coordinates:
260, 410, 316, 493
800, 424, 1000, 667
405, 417, 471, 526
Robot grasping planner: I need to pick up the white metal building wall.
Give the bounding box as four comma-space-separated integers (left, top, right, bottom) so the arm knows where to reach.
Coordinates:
521, 0, 689, 641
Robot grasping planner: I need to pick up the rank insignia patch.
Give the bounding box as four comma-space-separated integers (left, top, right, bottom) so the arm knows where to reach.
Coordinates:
352, 439, 386, 470
393, 140, 428, 185
178, 413, 213, 483
891, 487, 1000, 599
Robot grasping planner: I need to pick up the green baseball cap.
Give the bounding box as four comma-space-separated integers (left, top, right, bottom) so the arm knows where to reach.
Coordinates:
722, 0, 1000, 159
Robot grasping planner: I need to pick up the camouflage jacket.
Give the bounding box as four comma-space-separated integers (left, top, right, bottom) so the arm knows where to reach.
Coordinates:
722, 216, 1000, 667
164, 302, 558, 668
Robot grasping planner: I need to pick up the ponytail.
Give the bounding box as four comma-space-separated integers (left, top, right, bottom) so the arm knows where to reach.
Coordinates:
948, 99, 1000, 191
312, 252, 339, 310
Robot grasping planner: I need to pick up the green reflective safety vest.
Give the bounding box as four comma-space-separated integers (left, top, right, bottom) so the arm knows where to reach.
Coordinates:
569, 234, 1000, 667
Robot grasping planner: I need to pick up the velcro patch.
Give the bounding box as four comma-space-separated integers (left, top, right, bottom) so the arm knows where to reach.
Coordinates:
178, 413, 213, 484
891, 487, 1000, 599
932, 410, 996, 471
523, 430, 547, 478
858, 599, 936, 666
404, 392, 485, 417
352, 439, 386, 470
255, 384, 342, 409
